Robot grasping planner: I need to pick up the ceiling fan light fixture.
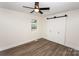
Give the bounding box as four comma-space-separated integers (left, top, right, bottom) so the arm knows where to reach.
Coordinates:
34, 9, 39, 12
23, 2, 50, 14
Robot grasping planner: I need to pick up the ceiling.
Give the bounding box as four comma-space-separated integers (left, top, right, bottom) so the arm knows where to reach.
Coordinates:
0, 2, 79, 16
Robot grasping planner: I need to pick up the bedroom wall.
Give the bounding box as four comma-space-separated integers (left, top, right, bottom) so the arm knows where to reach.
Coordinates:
43, 9, 79, 50
0, 8, 42, 51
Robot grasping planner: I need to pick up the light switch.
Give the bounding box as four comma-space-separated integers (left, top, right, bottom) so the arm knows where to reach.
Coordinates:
57, 32, 60, 34
49, 30, 52, 32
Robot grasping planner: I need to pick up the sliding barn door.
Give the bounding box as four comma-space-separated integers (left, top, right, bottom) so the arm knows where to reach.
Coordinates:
47, 17, 66, 45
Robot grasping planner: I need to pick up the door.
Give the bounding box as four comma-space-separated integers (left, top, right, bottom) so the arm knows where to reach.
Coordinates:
47, 17, 66, 45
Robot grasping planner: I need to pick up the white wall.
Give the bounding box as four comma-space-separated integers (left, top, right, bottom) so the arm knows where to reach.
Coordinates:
43, 9, 79, 50
0, 8, 42, 51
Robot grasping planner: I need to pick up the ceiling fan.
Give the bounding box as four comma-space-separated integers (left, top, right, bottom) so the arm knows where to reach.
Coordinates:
22, 2, 50, 14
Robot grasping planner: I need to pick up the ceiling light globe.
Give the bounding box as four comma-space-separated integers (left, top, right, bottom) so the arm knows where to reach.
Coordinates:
34, 9, 39, 12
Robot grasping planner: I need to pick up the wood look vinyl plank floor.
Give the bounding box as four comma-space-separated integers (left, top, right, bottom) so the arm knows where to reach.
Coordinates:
0, 38, 79, 56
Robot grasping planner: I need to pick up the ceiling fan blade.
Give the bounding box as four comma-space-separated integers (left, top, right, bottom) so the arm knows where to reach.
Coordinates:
23, 6, 34, 9
39, 11, 43, 14
40, 7, 50, 10
30, 10, 34, 13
